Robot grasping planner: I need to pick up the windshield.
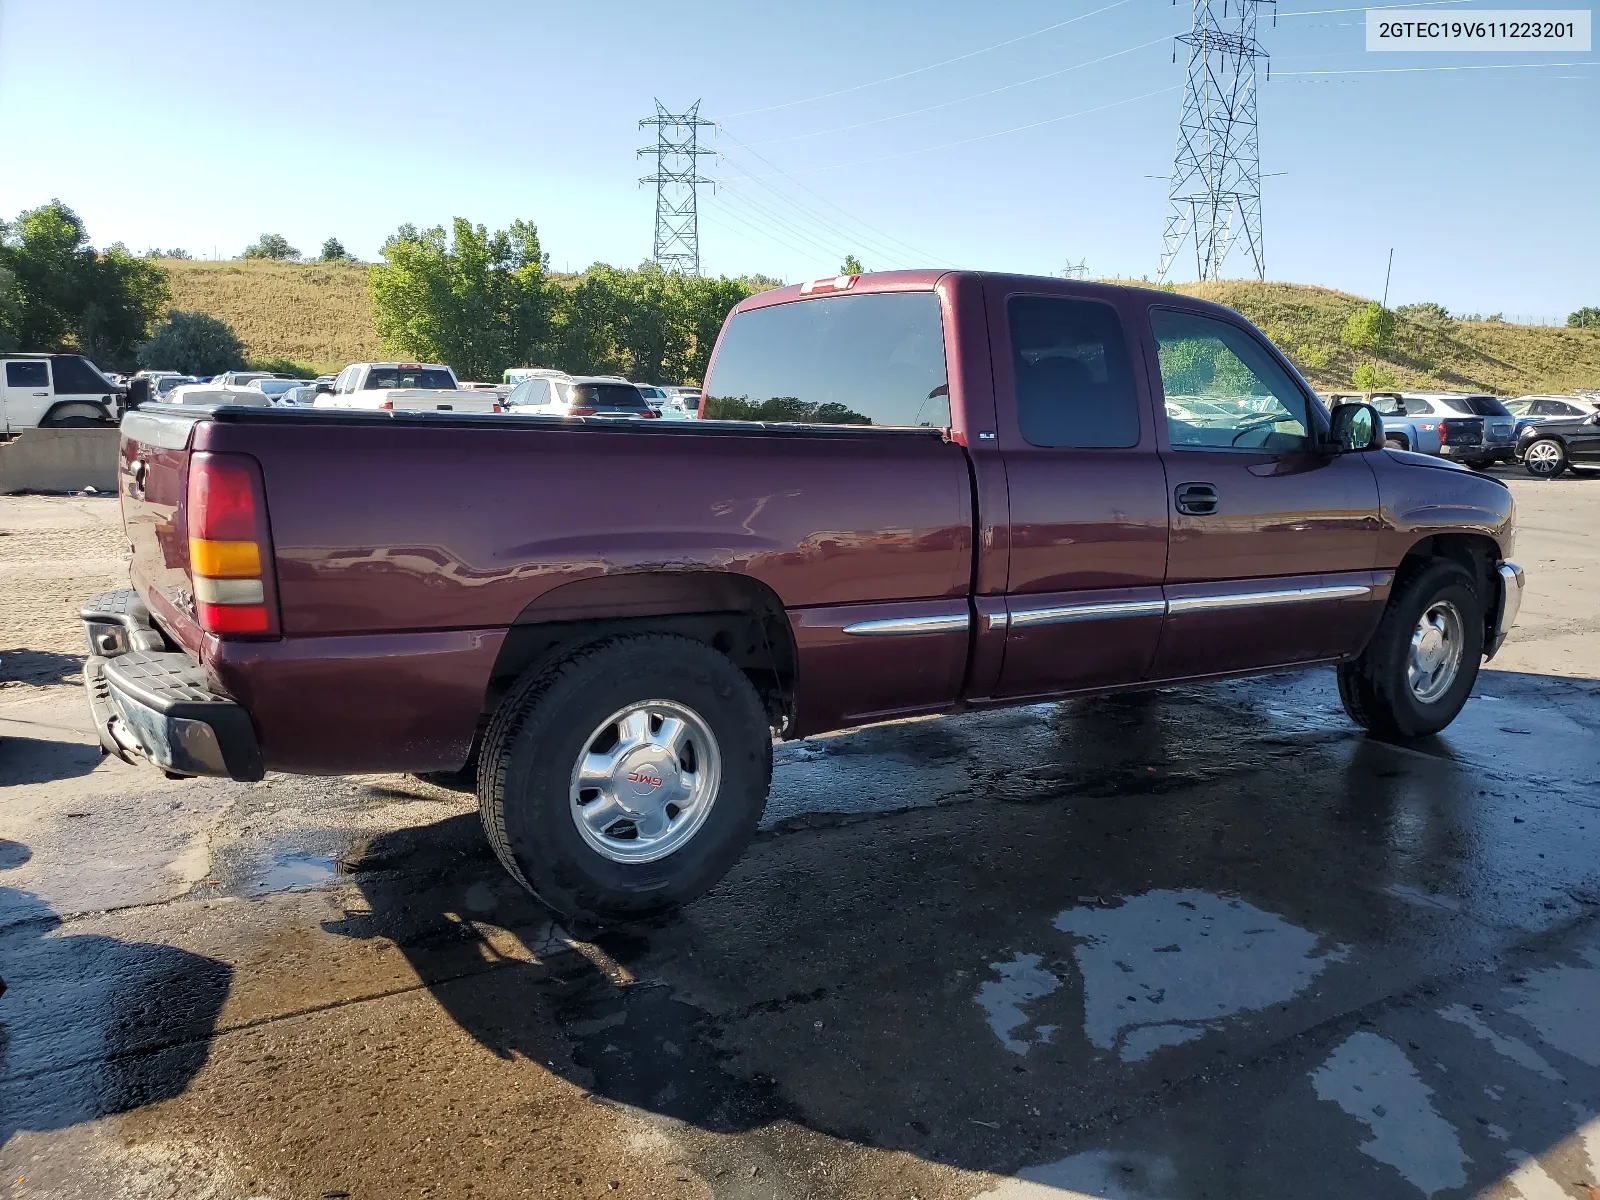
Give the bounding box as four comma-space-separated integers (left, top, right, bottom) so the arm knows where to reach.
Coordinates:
1440, 395, 1511, 416
364, 367, 456, 390
255, 379, 301, 395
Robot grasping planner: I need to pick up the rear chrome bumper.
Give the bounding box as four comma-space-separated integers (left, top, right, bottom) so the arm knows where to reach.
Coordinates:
80, 589, 264, 781
1487, 561, 1524, 659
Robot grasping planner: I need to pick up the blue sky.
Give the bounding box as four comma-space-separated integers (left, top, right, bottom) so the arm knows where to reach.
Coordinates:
0, 0, 1594, 316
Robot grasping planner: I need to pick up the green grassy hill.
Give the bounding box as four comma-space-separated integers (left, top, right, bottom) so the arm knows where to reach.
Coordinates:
1174, 280, 1600, 395
162, 258, 380, 375
158, 259, 1600, 395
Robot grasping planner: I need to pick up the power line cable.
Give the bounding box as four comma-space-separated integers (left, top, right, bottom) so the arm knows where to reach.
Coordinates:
1277, 59, 1597, 75
716, 168, 921, 268
722, 0, 1138, 119
733, 86, 1179, 178
742, 34, 1176, 148
712, 183, 874, 264
714, 131, 958, 264
700, 206, 833, 265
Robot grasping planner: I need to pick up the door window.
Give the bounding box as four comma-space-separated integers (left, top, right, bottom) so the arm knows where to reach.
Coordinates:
1152, 310, 1311, 452
1007, 296, 1140, 448
5, 361, 49, 389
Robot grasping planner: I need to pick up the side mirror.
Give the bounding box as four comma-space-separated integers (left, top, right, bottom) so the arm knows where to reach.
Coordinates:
1329, 402, 1383, 453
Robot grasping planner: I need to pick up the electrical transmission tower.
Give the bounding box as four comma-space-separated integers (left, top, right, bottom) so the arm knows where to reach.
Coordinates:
1157, 0, 1273, 283
1062, 258, 1089, 280
638, 100, 715, 275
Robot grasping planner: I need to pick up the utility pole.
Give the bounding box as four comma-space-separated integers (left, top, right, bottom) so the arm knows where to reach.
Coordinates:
638, 100, 716, 276
1157, 0, 1274, 283
1381, 247, 1394, 308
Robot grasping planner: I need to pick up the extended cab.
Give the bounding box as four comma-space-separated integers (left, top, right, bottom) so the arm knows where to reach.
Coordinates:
2, 353, 121, 431
313, 362, 502, 414
80, 272, 1524, 922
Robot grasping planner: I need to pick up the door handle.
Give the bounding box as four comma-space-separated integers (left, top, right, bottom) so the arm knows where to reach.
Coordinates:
33, 391, 49, 397
1175, 482, 1219, 515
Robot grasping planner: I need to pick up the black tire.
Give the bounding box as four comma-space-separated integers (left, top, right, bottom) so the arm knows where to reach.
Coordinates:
1465, 458, 1495, 471
1384, 435, 1409, 451
477, 634, 772, 922
1337, 559, 1483, 740
1522, 438, 1567, 478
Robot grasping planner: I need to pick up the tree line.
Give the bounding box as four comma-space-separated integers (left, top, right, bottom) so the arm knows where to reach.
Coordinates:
368, 217, 769, 384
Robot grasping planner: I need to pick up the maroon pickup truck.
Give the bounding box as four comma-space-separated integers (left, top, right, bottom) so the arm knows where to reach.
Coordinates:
80, 272, 1524, 921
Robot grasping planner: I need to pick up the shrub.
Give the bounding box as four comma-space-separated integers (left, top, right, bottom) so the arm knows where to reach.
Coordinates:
1396, 302, 1449, 325
137, 310, 246, 376
1351, 362, 1396, 391
1566, 307, 1599, 328
1295, 343, 1332, 370
1341, 302, 1396, 351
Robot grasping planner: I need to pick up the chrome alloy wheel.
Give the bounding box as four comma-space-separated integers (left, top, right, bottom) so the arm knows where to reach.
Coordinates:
1524, 440, 1563, 475
1408, 600, 1465, 704
568, 700, 721, 863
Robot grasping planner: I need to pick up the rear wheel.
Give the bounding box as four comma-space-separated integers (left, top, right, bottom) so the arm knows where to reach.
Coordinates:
1523, 439, 1567, 477
1465, 458, 1495, 471
1384, 435, 1409, 452
1337, 559, 1483, 739
477, 634, 772, 922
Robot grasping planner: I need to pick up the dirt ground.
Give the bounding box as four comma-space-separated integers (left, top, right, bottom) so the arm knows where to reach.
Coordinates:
3, 470, 1600, 1200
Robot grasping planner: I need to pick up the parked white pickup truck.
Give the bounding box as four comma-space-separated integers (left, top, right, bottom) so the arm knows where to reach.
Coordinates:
313, 362, 501, 413
1, 353, 121, 432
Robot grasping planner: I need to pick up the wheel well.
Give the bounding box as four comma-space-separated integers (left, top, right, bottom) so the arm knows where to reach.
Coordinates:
41, 400, 113, 426
483, 571, 797, 735
1385, 431, 1410, 449
1397, 533, 1500, 635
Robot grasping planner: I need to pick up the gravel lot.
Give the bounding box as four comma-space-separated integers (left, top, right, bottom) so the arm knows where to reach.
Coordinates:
3, 470, 1600, 1200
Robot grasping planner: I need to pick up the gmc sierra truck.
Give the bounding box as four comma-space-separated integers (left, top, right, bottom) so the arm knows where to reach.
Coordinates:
79, 272, 1524, 922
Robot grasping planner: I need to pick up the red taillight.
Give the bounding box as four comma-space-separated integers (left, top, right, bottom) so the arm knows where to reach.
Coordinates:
189, 455, 257, 541
379, 400, 394, 411
187, 452, 276, 638
570, 407, 596, 416
641, 408, 660, 418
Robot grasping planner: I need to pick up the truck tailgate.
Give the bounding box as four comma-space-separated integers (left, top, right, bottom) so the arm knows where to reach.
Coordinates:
117, 408, 207, 653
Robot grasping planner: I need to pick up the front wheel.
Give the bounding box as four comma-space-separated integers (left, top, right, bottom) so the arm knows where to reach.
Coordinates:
1337, 559, 1483, 740
477, 634, 772, 922
1465, 458, 1495, 472
1523, 439, 1567, 477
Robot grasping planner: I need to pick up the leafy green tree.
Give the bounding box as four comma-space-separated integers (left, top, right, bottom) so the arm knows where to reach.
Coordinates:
1567, 307, 1600, 328
320, 238, 352, 262
840, 254, 864, 275
242, 233, 299, 261
1340, 301, 1397, 351
370, 218, 552, 381
137, 311, 247, 376
0, 201, 169, 369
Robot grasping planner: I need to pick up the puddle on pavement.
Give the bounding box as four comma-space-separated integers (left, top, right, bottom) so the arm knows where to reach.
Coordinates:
1310, 1031, 1468, 1197
245, 852, 339, 895
1055, 889, 1349, 1062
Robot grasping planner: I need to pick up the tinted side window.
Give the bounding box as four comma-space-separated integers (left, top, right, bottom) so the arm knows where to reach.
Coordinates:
1150, 309, 1311, 452
1403, 397, 1432, 416
6, 361, 49, 388
50, 356, 112, 394
704, 291, 948, 427
1007, 296, 1139, 448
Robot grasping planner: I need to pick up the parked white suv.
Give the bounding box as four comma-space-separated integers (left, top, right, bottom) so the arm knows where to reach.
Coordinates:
1, 354, 120, 433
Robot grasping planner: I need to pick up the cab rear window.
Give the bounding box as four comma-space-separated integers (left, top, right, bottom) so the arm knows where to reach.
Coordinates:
365, 368, 455, 390
704, 291, 948, 427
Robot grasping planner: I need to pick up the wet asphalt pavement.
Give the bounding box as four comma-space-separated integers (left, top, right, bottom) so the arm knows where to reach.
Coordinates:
2, 474, 1600, 1199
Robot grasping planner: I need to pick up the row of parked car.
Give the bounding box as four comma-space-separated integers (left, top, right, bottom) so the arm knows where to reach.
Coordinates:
148, 363, 706, 422
1328, 389, 1600, 477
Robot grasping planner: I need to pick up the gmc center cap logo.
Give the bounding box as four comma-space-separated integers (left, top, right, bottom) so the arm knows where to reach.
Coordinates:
627, 769, 664, 789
